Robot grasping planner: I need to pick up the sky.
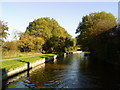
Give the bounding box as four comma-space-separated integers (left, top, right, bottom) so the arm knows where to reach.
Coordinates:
1, 2, 118, 41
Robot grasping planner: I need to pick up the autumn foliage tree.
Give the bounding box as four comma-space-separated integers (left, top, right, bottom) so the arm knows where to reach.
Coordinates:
18, 34, 34, 52
0, 20, 9, 42
18, 33, 45, 52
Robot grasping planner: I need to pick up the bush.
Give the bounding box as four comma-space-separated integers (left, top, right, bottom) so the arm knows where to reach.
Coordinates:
2, 41, 18, 52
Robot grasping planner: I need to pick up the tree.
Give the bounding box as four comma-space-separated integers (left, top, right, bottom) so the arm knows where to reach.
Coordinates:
17, 34, 34, 52
59, 26, 72, 39
2, 41, 18, 51
26, 17, 61, 40
43, 36, 65, 53
25, 17, 72, 40
76, 11, 117, 51
43, 36, 76, 53
18, 33, 45, 52
25, 17, 73, 53
0, 20, 9, 39
33, 37, 45, 52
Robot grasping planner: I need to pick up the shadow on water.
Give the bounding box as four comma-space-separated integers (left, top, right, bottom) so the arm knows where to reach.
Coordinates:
79, 54, 120, 88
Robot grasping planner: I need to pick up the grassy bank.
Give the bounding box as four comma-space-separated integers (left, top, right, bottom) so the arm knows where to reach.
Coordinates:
1, 54, 57, 71
2, 51, 43, 59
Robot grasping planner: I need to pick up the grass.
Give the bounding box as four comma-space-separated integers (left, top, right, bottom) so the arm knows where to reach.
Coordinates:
1, 51, 79, 71
1, 54, 57, 71
2, 51, 42, 59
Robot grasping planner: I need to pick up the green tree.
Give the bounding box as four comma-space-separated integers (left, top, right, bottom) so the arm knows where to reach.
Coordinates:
59, 26, 72, 39
43, 36, 65, 53
33, 37, 45, 52
43, 36, 76, 53
76, 11, 117, 51
25, 17, 73, 53
25, 17, 72, 40
25, 17, 62, 40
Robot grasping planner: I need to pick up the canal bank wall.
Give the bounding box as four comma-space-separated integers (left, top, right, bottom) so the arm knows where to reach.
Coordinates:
2, 51, 82, 80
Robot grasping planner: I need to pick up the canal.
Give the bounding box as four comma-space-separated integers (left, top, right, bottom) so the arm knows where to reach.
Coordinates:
3, 52, 120, 89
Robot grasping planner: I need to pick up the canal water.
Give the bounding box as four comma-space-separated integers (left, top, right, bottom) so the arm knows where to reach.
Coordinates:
4, 53, 120, 89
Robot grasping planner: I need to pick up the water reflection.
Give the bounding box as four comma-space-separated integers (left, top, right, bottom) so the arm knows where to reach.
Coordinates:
5, 53, 120, 88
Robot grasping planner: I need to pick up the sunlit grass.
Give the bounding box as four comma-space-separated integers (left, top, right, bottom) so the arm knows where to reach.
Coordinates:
2, 54, 57, 71
2, 51, 42, 59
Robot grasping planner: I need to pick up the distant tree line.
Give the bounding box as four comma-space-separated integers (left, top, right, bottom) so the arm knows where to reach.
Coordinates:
1, 17, 76, 55
76, 11, 120, 65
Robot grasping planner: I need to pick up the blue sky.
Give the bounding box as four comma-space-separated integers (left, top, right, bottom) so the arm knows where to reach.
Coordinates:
1, 2, 118, 41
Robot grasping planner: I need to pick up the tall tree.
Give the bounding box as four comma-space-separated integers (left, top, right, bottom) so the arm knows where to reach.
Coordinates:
24, 17, 74, 53
76, 11, 117, 51
25, 17, 72, 40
